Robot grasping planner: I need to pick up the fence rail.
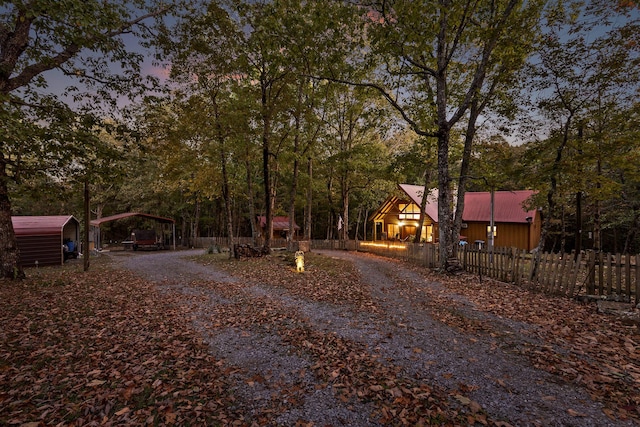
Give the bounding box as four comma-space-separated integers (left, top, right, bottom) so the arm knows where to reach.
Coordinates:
193, 237, 639, 304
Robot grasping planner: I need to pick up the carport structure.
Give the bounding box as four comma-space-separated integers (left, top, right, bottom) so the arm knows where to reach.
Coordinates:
89, 212, 176, 251
12, 215, 80, 267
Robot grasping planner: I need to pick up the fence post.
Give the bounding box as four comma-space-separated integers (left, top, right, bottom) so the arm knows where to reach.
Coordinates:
625, 254, 631, 301
616, 253, 622, 296
586, 250, 596, 295
636, 254, 640, 305
528, 250, 540, 288
515, 249, 521, 285
567, 251, 582, 297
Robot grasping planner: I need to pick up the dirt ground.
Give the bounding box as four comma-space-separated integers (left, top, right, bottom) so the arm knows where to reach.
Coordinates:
109, 248, 638, 426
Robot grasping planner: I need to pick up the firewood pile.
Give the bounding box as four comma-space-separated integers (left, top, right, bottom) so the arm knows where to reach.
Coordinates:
234, 244, 270, 259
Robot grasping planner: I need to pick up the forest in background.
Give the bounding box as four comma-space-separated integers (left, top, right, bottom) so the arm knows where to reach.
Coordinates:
1, 0, 640, 278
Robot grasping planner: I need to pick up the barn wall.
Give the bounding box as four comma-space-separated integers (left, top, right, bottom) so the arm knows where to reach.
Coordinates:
464, 222, 531, 250
17, 235, 62, 267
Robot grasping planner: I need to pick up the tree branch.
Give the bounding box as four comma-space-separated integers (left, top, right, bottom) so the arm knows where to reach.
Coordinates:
1, 4, 173, 95
310, 74, 437, 138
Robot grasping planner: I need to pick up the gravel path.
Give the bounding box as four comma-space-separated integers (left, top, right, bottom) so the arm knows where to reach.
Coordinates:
109, 249, 633, 426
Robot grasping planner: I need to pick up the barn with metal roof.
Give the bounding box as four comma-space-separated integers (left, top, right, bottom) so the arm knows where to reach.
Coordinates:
12, 215, 80, 267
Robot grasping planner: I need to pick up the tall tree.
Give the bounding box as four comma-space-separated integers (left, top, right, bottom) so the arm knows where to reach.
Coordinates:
525, 0, 640, 253
354, 0, 545, 270
321, 85, 392, 241
156, 0, 248, 254
0, 0, 173, 278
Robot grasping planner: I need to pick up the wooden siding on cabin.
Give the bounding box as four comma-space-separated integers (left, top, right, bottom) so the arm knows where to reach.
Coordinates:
17, 235, 62, 267
464, 222, 523, 248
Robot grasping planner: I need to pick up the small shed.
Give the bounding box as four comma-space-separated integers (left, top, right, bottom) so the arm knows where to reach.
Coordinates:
12, 215, 80, 267
257, 215, 300, 239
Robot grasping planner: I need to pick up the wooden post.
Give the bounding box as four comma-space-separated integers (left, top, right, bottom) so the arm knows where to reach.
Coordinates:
625, 254, 631, 301
586, 251, 596, 295
616, 253, 622, 296
567, 252, 582, 297
598, 251, 604, 295
514, 249, 522, 286
636, 254, 640, 305
606, 253, 613, 295
83, 179, 90, 272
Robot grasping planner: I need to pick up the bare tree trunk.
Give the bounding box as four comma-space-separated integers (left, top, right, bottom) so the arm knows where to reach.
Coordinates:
355, 206, 362, 241
288, 155, 299, 248
326, 173, 335, 240
363, 208, 369, 241
261, 72, 274, 250
341, 186, 349, 241
573, 125, 584, 258
83, 180, 90, 272
287, 142, 300, 248
305, 157, 312, 241
245, 149, 258, 246
180, 213, 188, 247
453, 99, 481, 248
575, 191, 582, 256
220, 142, 235, 258
192, 198, 201, 248
211, 90, 236, 258
623, 208, 639, 254
436, 127, 455, 270
0, 160, 24, 279
593, 158, 602, 251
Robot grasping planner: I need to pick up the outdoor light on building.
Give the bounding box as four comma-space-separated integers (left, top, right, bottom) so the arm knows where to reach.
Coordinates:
295, 250, 305, 272
360, 242, 408, 250
487, 225, 497, 237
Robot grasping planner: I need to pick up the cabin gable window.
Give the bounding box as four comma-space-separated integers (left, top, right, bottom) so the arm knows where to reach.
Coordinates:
398, 203, 421, 220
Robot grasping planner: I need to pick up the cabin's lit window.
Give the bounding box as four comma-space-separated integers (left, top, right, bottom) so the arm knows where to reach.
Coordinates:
388, 224, 400, 239
399, 203, 421, 220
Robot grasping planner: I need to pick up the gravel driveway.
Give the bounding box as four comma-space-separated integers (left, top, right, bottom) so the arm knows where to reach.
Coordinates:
109, 249, 633, 426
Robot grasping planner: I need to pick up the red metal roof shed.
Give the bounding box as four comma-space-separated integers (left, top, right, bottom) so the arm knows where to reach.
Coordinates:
12, 215, 80, 267
257, 216, 300, 231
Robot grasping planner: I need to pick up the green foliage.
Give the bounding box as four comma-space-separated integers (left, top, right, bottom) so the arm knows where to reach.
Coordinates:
3, 0, 640, 256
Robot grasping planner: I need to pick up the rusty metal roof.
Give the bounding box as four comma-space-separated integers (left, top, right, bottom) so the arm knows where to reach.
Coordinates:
257, 216, 300, 231
12, 215, 79, 236
89, 212, 175, 227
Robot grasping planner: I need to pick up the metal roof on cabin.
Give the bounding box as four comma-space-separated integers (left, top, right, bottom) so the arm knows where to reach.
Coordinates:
90, 212, 175, 226
397, 185, 537, 224
398, 184, 440, 220
462, 190, 537, 223
12, 215, 79, 236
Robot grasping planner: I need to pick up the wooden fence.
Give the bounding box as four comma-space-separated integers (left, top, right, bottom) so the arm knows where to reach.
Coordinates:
320, 240, 639, 304
193, 237, 639, 304
195, 236, 290, 249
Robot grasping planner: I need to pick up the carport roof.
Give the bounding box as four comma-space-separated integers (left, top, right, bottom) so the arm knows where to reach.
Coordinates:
12, 215, 79, 236
89, 212, 175, 227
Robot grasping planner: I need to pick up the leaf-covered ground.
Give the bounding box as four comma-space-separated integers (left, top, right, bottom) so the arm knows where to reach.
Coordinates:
1, 249, 639, 426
